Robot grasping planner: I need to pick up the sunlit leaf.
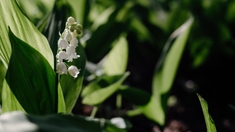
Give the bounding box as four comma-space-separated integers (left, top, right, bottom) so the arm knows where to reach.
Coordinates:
1, 79, 25, 112
103, 34, 128, 76
151, 17, 194, 125
197, 94, 217, 132
0, 0, 54, 68
82, 72, 130, 105
5, 29, 56, 115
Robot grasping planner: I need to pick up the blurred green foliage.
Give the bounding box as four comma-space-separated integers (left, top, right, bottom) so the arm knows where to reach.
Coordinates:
1, 0, 235, 131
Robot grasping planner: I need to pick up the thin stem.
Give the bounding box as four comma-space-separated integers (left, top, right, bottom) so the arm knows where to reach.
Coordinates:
90, 106, 98, 118
116, 94, 122, 116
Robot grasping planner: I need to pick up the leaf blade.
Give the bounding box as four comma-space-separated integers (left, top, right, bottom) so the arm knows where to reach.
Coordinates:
5, 29, 56, 115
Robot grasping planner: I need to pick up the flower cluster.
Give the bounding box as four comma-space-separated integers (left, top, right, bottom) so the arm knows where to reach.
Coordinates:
56, 16, 82, 78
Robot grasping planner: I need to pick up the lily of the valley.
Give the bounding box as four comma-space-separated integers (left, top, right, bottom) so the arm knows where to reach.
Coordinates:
68, 65, 80, 78
55, 16, 82, 78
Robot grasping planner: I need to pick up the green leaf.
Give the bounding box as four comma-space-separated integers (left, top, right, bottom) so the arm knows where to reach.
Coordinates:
60, 42, 87, 113
151, 17, 194, 125
103, 34, 128, 76
2, 79, 25, 112
57, 83, 66, 113
0, 0, 54, 68
0, 111, 127, 132
82, 72, 130, 105
5, 29, 56, 115
197, 94, 217, 132
118, 86, 151, 106
85, 3, 133, 63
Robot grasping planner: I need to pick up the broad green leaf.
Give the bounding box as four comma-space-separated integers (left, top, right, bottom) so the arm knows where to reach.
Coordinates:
118, 86, 162, 124
0, 0, 53, 68
103, 34, 128, 76
16, 0, 54, 25
197, 94, 217, 132
81, 74, 125, 98
2, 79, 25, 112
151, 17, 194, 125
0, 111, 126, 132
60, 42, 86, 113
5, 29, 56, 115
82, 72, 130, 105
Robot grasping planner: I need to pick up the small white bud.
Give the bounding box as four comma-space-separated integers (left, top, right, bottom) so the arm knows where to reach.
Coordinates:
67, 16, 75, 25
68, 65, 80, 78
72, 30, 78, 38
65, 32, 72, 42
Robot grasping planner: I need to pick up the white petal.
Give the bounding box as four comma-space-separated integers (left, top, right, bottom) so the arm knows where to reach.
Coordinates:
66, 46, 76, 56
56, 51, 68, 63
56, 62, 68, 75
58, 38, 69, 49
68, 65, 80, 78
110, 117, 126, 129
70, 38, 78, 47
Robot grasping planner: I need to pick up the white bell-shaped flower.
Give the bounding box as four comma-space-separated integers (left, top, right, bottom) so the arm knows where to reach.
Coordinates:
58, 38, 69, 49
65, 32, 72, 42
68, 65, 80, 78
70, 38, 78, 47
56, 62, 68, 75
56, 51, 68, 63
66, 46, 80, 62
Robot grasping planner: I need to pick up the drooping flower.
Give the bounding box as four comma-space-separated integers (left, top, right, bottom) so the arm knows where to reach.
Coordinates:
56, 51, 68, 63
58, 38, 69, 49
68, 65, 80, 78
66, 46, 80, 62
56, 62, 67, 75
70, 38, 78, 47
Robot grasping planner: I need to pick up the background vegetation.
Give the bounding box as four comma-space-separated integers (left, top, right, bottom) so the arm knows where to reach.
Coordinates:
1, 0, 235, 131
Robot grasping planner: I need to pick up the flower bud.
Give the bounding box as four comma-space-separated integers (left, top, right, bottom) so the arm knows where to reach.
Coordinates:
69, 26, 75, 32
72, 31, 78, 38
65, 32, 72, 42
67, 16, 75, 25
68, 65, 80, 78
75, 24, 82, 31
76, 29, 82, 35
